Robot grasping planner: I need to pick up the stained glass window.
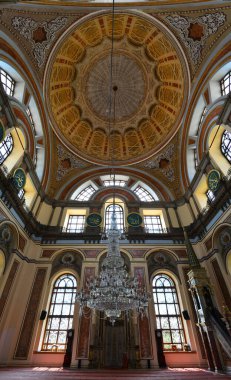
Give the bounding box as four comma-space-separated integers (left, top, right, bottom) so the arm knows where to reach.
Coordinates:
66, 215, 85, 233
0, 68, 15, 96
75, 185, 96, 201
42, 274, 77, 351
0, 134, 14, 165
144, 216, 164, 233
105, 204, 124, 232
152, 274, 186, 351
221, 130, 231, 163
220, 71, 231, 96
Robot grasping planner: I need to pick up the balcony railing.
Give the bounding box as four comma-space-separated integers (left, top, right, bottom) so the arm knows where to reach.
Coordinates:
0, 153, 231, 242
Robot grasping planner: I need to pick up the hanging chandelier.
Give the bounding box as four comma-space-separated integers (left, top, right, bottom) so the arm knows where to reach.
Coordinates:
75, 0, 150, 324
76, 210, 150, 325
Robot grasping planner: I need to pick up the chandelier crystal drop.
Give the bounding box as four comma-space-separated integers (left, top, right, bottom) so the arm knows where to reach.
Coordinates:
76, 209, 150, 325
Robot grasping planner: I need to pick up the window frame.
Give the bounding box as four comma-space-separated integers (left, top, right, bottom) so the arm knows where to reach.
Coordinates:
18, 188, 25, 200
144, 215, 164, 233
133, 185, 155, 202
103, 179, 126, 187
0, 133, 14, 165
66, 215, 85, 233
152, 273, 186, 351
26, 106, 36, 133
221, 130, 231, 163
105, 203, 124, 232
42, 273, 77, 352
206, 189, 215, 204
220, 71, 231, 96
75, 185, 96, 201
0, 67, 15, 96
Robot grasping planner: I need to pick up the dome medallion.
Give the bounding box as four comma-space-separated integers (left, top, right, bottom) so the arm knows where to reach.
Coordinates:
85, 53, 146, 122
46, 11, 190, 166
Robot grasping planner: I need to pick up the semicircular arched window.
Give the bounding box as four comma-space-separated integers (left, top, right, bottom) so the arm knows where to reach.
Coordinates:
0, 67, 15, 96
152, 273, 186, 351
133, 185, 156, 202
221, 130, 231, 163
42, 273, 77, 352
220, 70, 231, 96
0, 133, 14, 165
75, 185, 96, 201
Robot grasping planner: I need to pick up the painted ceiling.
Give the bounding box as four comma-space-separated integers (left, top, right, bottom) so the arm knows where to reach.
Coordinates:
0, 1, 230, 199
47, 12, 188, 165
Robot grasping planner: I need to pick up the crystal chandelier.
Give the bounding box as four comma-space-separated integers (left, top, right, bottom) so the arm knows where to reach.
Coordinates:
76, 210, 150, 325
75, 0, 149, 325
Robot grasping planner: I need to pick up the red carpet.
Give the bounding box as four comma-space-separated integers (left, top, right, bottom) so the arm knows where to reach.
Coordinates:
0, 368, 230, 380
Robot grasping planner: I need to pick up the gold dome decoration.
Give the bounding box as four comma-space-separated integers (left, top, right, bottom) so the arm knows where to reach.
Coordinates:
84, 52, 146, 123
46, 12, 189, 165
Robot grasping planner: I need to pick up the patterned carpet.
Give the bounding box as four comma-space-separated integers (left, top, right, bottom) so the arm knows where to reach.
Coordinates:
0, 368, 230, 380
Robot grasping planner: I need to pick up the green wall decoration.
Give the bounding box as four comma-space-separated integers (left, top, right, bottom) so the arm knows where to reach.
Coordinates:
13, 168, 26, 190
127, 213, 143, 227
86, 213, 102, 227
207, 169, 221, 192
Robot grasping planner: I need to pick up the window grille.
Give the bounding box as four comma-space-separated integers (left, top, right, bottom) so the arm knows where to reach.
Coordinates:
66, 215, 85, 233
0, 68, 15, 96
105, 204, 124, 232
144, 215, 164, 233
26, 107, 35, 133
42, 274, 77, 351
221, 130, 231, 163
0, 133, 14, 165
220, 71, 231, 96
18, 188, 25, 200
75, 185, 96, 201
193, 107, 207, 170
134, 185, 155, 202
152, 274, 186, 351
103, 180, 126, 187
206, 189, 215, 204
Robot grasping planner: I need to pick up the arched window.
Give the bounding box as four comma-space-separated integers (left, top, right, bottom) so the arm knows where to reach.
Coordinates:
221, 130, 231, 163
220, 71, 231, 96
105, 204, 124, 232
0, 134, 14, 165
152, 273, 186, 351
0, 67, 15, 96
103, 179, 126, 187
133, 185, 158, 202
75, 185, 96, 201
42, 274, 77, 351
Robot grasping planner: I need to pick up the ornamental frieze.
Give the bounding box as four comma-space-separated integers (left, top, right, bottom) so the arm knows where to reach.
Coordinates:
11, 16, 68, 67
165, 13, 226, 67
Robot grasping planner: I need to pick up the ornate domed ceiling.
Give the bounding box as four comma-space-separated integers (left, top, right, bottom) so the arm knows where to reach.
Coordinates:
46, 12, 189, 165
